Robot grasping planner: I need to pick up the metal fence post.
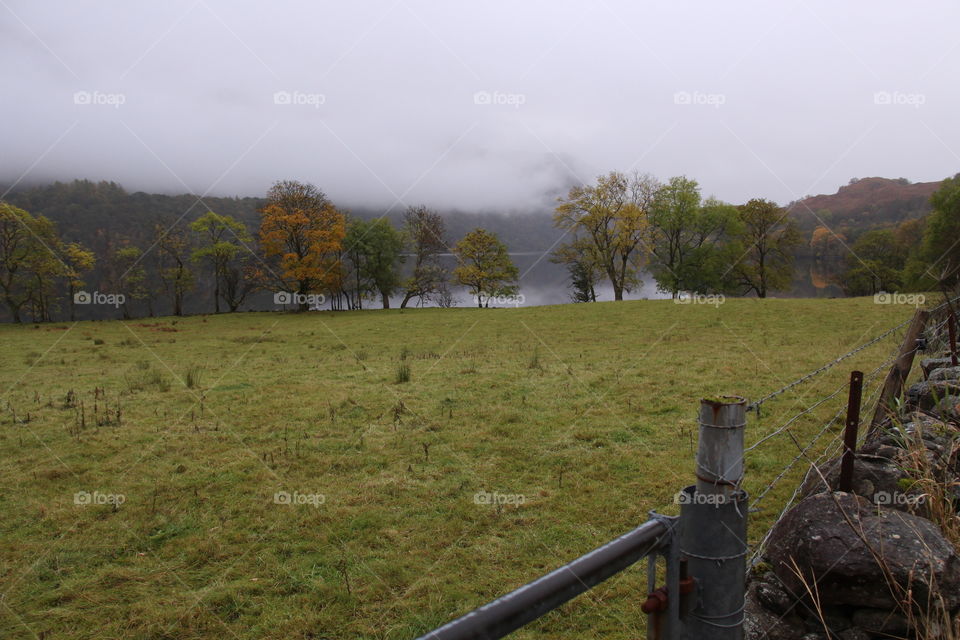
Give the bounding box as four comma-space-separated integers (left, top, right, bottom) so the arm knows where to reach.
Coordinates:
837, 371, 864, 493
680, 396, 748, 640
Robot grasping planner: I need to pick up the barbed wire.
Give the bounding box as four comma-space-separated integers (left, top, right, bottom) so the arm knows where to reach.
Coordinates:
747, 353, 894, 508
746, 294, 959, 416
745, 347, 903, 454
746, 316, 914, 415
741, 295, 959, 564
747, 362, 890, 564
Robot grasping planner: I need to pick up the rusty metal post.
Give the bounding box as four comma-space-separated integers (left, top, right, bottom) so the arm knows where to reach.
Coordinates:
680, 397, 748, 640
837, 371, 864, 493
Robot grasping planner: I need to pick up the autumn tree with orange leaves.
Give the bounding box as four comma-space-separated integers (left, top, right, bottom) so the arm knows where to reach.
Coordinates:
257, 180, 345, 311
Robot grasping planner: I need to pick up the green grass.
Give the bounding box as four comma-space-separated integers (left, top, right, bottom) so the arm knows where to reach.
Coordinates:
0, 298, 918, 639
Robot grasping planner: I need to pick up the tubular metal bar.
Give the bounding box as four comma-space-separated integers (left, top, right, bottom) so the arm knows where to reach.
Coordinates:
414, 519, 672, 640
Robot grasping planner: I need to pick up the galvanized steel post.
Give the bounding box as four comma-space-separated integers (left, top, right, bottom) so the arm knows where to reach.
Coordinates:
680, 396, 748, 640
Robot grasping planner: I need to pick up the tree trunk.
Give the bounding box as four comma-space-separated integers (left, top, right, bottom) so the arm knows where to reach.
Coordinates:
214, 278, 221, 314
7, 297, 21, 323
382, 291, 390, 309
400, 291, 413, 309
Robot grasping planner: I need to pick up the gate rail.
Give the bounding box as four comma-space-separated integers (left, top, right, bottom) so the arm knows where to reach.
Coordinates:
415, 397, 749, 640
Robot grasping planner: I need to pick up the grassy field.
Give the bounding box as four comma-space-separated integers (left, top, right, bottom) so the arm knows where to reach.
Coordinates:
0, 297, 919, 639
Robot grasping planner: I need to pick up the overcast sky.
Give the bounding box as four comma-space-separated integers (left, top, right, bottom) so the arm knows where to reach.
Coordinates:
3, 1, 958, 212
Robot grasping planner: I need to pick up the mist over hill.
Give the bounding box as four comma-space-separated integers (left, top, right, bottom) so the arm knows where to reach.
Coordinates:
788, 177, 940, 234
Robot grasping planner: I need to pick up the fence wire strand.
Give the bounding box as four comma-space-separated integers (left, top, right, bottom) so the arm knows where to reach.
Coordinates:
748, 362, 890, 563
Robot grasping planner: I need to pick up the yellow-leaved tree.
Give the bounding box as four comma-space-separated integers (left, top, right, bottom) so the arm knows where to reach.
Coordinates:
257, 180, 345, 310
453, 228, 518, 308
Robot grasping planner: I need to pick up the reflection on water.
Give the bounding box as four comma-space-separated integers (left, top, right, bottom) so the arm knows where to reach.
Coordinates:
389, 254, 847, 309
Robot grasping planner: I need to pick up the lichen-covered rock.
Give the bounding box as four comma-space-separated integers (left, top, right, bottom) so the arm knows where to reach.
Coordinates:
906, 380, 960, 411
934, 395, 960, 422
799, 454, 929, 516
766, 493, 960, 610
745, 575, 807, 640
922, 357, 955, 379
929, 366, 960, 382
850, 608, 910, 636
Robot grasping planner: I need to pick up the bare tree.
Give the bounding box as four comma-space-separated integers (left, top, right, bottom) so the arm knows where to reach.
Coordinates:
399, 205, 449, 308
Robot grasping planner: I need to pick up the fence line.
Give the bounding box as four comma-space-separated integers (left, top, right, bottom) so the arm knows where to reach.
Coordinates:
747, 359, 892, 564
746, 316, 914, 415
414, 297, 958, 640
748, 353, 894, 510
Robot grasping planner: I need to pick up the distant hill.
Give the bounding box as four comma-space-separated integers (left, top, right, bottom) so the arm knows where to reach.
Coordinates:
787, 177, 941, 235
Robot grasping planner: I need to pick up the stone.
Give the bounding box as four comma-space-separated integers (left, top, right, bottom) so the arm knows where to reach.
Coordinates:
850, 608, 910, 636
766, 493, 960, 610
933, 395, 960, 422
756, 572, 796, 614
906, 380, 960, 411
929, 366, 960, 382
837, 628, 870, 640
922, 357, 955, 379
819, 607, 852, 633
798, 455, 927, 515
745, 577, 807, 640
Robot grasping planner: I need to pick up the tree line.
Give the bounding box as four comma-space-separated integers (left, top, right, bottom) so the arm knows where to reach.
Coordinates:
0, 180, 523, 322
809, 175, 960, 297
3, 171, 958, 322
551, 171, 804, 301
551, 170, 960, 302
